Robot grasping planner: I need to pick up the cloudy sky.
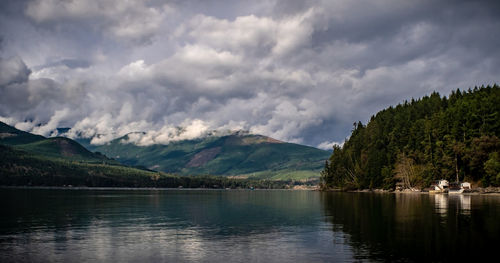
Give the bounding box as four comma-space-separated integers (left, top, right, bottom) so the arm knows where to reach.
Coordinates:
0, 0, 499, 148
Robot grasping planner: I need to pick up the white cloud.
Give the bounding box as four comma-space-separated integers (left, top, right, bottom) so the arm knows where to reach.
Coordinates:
271, 8, 315, 57
15, 121, 36, 132
1, 0, 499, 149
117, 60, 149, 79
0, 116, 17, 126
179, 14, 276, 54
178, 9, 316, 58
25, 0, 172, 43
317, 140, 344, 150
31, 108, 70, 136
122, 119, 210, 146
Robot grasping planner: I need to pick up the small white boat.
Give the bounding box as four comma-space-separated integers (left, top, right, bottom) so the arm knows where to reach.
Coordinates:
448, 181, 470, 194
429, 180, 448, 194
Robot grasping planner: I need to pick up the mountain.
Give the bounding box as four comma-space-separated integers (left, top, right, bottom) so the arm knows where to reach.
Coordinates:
1, 121, 328, 182
321, 85, 500, 190
0, 121, 153, 186
79, 132, 330, 180
1, 122, 293, 188
16, 137, 107, 161
1, 122, 108, 162
0, 122, 45, 145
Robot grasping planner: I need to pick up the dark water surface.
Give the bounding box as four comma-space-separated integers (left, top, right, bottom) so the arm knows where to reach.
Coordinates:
1, 189, 499, 262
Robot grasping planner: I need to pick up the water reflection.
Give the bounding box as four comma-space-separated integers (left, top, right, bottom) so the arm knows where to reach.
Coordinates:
453, 194, 471, 215
431, 194, 473, 216
433, 194, 448, 215
321, 192, 500, 262
0, 189, 351, 262
1, 189, 499, 262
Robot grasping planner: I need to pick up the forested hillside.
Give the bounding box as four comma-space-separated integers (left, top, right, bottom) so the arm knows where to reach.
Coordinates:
321, 85, 500, 190
81, 133, 330, 180
0, 123, 292, 188
0, 145, 291, 189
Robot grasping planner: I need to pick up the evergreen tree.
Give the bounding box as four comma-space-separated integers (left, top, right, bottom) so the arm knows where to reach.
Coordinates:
321, 85, 500, 189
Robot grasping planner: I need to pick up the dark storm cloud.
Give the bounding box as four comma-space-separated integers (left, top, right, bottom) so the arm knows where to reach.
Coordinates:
0, 0, 499, 148
0, 56, 31, 86
309, 0, 500, 65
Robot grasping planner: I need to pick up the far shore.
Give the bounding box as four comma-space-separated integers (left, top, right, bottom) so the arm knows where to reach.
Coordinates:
0, 185, 314, 191
2, 185, 500, 195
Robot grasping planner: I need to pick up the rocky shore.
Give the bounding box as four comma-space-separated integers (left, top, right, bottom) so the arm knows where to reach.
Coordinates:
320, 187, 500, 194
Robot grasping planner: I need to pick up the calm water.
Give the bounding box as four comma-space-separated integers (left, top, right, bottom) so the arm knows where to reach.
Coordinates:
1, 189, 499, 262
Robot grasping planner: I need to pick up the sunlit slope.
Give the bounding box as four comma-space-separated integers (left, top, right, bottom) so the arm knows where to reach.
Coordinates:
88, 133, 330, 179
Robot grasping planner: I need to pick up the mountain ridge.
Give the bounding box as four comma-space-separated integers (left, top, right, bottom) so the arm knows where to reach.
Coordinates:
69, 131, 329, 180
1, 121, 329, 180
0, 122, 110, 162
0, 121, 297, 188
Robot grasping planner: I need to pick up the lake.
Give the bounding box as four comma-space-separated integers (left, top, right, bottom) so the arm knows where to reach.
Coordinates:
1, 189, 499, 262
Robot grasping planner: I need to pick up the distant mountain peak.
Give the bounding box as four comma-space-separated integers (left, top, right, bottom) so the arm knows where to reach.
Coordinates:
53, 125, 283, 148
224, 133, 284, 146
3, 121, 328, 180
0, 121, 110, 162
85, 129, 328, 179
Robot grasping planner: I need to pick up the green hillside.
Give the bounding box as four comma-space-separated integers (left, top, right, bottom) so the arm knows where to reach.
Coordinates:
0, 121, 328, 182
0, 122, 292, 188
0, 144, 158, 186
17, 137, 109, 162
0, 122, 45, 145
1, 122, 111, 163
321, 85, 500, 190
0, 144, 290, 188
82, 133, 330, 180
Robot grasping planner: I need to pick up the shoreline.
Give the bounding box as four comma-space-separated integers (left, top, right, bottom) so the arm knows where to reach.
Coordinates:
0, 185, 313, 191
320, 187, 500, 195
2, 185, 499, 194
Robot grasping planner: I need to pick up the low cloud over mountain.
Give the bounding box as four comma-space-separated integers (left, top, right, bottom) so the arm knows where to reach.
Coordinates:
1, 0, 499, 149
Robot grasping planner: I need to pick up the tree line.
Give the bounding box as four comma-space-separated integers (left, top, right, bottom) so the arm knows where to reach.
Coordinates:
321, 85, 500, 190
0, 145, 295, 189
